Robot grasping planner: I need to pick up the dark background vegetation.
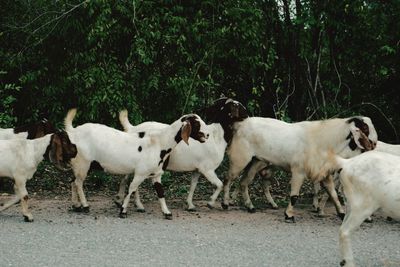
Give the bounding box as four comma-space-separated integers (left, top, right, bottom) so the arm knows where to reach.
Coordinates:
1, 1, 399, 203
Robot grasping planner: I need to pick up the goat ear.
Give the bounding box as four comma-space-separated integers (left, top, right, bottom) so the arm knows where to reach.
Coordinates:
181, 121, 192, 145
350, 125, 373, 151
49, 134, 63, 164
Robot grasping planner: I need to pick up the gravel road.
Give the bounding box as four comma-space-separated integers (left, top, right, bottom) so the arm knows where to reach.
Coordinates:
1, 195, 399, 267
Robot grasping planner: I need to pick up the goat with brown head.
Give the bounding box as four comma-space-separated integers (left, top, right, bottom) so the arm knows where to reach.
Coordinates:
177, 114, 208, 145
346, 117, 377, 152
199, 97, 248, 144
45, 131, 77, 171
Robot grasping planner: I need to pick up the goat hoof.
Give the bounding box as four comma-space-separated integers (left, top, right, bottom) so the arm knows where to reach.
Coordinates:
206, 203, 214, 210
364, 217, 373, 223
164, 213, 173, 220
23, 216, 34, 222
136, 208, 146, 213
119, 211, 128, 218
311, 205, 318, 213
340, 260, 346, 266
284, 212, 295, 223
271, 206, 279, 210
221, 203, 229, 210
82, 206, 90, 213
387, 216, 393, 221
247, 207, 256, 213
70, 205, 83, 212
186, 207, 196, 212
338, 213, 345, 221
114, 201, 123, 208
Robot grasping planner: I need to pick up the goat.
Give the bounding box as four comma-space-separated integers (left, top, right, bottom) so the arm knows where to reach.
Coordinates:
223, 116, 377, 222
314, 140, 400, 218
64, 109, 208, 219
115, 97, 248, 211
318, 151, 400, 267
375, 140, 400, 155
0, 119, 56, 140
0, 131, 77, 221
0, 119, 57, 198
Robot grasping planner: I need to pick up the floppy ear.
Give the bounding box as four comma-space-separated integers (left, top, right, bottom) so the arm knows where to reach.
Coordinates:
350, 125, 373, 151
49, 133, 63, 164
180, 121, 192, 145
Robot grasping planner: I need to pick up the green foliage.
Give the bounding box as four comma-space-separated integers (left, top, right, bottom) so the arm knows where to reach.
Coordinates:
0, 71, 20, 127
0, 0, 398, 140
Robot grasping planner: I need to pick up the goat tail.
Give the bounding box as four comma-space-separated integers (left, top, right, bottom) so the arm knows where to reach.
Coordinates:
0, 195, 20, 212
119, 109, 133, 132
64, 108, 77, 132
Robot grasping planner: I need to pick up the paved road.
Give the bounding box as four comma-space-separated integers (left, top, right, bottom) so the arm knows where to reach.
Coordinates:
1, 195, 399, 267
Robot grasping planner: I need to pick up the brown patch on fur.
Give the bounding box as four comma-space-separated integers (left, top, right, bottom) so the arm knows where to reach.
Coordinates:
347, 117, 369, 136
181, 122, 192, 145
23, 195, 29, 201
358, 130, 373, 151
46, 131, 77, 168
346, 117, 375, 151
162, 156, 170, 171
153, 182, 165, 198
175, 115, 207, 144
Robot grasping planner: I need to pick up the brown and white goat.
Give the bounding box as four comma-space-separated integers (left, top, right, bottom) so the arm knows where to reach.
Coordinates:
0, 131, 77, 221
223, 116, 377, 222
64, 109, 208, 219
115, 97, 248, 211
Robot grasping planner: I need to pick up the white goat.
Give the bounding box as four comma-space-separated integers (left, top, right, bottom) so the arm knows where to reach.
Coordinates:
223, 116, 377, 222
319, 151, 400, 267
315, 140, 400, 217
64, 109, 208, 219
0, 131, 77, 221
115, 98, 248, 211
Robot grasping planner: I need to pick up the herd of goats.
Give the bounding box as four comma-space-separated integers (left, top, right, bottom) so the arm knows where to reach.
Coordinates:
1, 97, 399, 267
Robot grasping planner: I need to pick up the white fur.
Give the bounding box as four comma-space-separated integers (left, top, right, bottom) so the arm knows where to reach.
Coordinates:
64, 109, 208, 218
315, 140, 400, 217
116, 110, 226, 211
0, 135, 53, 221
321, 151, 400, 267
375, 140, 400, 155
223, 116, 377, 221
0, 128, 28, 139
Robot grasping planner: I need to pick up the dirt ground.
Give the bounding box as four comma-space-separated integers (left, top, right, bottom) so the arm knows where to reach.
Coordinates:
1, 192, 400, 267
